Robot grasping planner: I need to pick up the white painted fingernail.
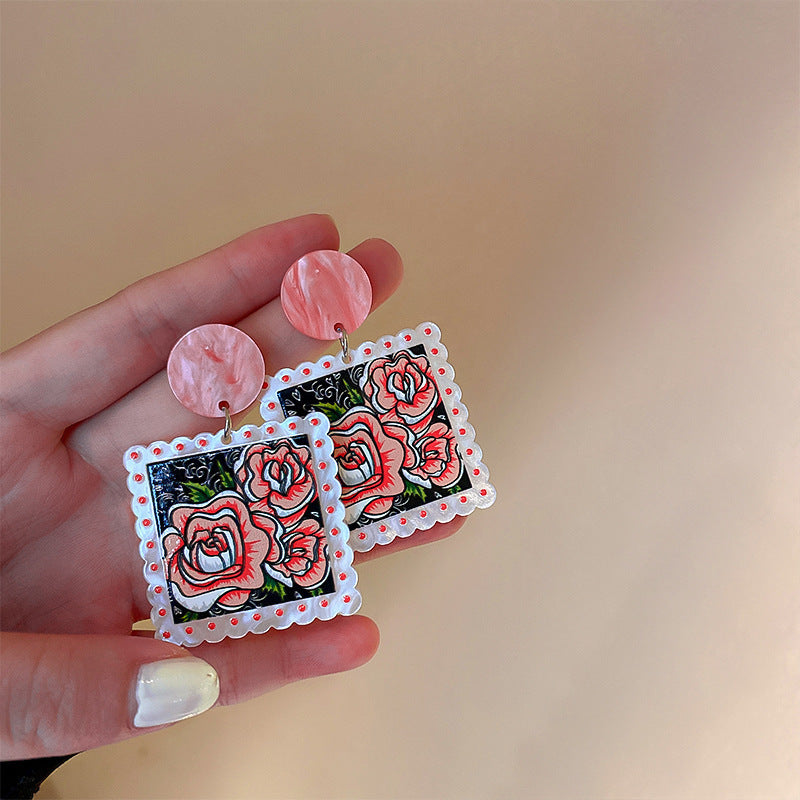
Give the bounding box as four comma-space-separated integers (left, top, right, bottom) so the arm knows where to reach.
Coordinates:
133, 657, 219, 728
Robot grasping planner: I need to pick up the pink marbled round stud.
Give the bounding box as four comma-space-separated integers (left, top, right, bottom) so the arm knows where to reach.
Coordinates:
280, 250, 372, 340
167, 324, 265, 417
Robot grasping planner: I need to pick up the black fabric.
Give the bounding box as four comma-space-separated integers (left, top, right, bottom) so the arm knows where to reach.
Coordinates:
0, 754, 76, 799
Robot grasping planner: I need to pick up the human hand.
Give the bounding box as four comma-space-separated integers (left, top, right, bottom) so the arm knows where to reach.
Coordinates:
0, 214, 463, 759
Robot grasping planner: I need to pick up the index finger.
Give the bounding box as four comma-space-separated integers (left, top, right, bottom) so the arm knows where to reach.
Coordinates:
1, 214, 339, 431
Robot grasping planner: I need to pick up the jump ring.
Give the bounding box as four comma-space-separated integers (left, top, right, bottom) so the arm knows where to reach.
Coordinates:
334, 323, 352, 364
219, 401, 232, 444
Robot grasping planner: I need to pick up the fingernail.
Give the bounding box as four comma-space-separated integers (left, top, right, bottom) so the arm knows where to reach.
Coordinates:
133, 657, 219, 728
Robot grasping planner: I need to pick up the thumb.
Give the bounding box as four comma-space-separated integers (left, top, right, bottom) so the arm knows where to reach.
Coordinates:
1, 632, 219, 759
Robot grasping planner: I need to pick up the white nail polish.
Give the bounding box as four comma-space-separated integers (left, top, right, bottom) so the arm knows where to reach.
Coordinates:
133, 657, 219, 728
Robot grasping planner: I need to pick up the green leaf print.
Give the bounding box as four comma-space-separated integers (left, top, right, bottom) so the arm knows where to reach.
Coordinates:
261, 574, 288, 600
314, 401, 349, 423
182, 480, 215, 503
402, 480, 428, 501
341, 376, 364, 407
217, 457, 236, 489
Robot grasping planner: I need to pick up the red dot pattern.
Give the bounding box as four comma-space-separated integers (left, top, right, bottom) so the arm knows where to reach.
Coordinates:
432, 348, 439, 355
276, 609, 284, 617
315, 440, 323, 448
176, 443, 184, 451
420, 510, 427, 518
289, 422, 296, 430
185, 627, 193, 634
154, 586, 162, 594
326, 506, 334, 513
253, 613, 261, 621
364, 348, 371, 355
459, 428, 466, 435
384, 341, 391, 348
146, 541, 155, 549
142, 519, 151, 527
282, 375, 290, 382
334, 550, 343, 559
158, 608, 166, 617
150, 563, 158, 571
208, 622, 216, 630
344, 595, 351, 603
400, 517, 407, 525
243, 430, 252, 438
440, 503, 447, 510
323, 484, 330, 492
131, 452, 140, 460
480, 489, 488, 496
153, 447, 162, 456
331, 528, 339, 536
379, 524, 386, 532
198, 439, 207, 447
404, 334, 412, 342
460, 496, 468, 503
138, 497, 147, 504
424, 327, 432, 335
358, 532, 367, 540
298, 604, 306, 612
231, 618, 238, 626
134, 474, 143, 482
163, 632, 170, 639
323, 361, 331, 369
303, 368, 311, 375
321, 599, 329, 607
268, 402, 276, 410
311, 418, 320, 426
339, 572, 347, 580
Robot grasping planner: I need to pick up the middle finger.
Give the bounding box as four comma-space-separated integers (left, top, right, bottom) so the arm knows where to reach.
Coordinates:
70, 238, 403, 464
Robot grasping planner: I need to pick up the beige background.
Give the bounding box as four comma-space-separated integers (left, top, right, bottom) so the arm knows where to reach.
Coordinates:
2, 1, 799, 798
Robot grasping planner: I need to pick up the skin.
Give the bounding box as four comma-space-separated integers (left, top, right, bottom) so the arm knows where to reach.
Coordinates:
0, 214, 464, 759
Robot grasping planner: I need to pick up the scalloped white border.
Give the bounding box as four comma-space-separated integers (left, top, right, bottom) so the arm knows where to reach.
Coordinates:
123, 414, 360, 647
260, 322, 496, 552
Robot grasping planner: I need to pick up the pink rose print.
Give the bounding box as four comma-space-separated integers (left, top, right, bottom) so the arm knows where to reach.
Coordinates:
362, 351, 440, 433
236, 441, 316, 529
162, 492, 278, 612
408, 423, 462, 488
271, 518, 330, 589
330, 407, 416, 521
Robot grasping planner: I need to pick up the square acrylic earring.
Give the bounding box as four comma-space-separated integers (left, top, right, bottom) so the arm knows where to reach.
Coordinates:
123, 323, 359, 646
260, 251, 496, 552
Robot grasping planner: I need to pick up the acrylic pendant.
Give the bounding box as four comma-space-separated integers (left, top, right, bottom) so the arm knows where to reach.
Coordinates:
126, 321, 358, 645
124, 414, 359, 646
260, 322, 496, 552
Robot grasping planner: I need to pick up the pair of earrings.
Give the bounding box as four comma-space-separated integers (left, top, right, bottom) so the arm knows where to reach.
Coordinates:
125, 250, 495, 645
